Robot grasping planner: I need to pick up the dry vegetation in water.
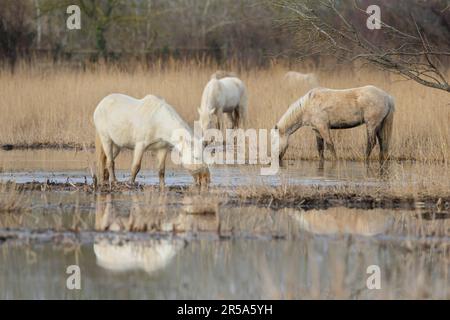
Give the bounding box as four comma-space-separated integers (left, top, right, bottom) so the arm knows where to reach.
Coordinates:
0, 183, 30, 214
0, 60, 449, 162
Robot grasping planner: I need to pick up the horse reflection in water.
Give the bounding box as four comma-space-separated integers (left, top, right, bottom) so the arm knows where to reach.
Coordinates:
93, 239, 184, 274
93, 194, 186, 274
292, 208, 394, 236
93, 194, 219, 274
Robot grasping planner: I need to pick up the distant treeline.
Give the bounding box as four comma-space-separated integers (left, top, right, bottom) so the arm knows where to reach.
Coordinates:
0, 0, 449, 70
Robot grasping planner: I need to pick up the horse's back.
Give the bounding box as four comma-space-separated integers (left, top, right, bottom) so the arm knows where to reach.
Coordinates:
93, 94, 167, 147
305, 86, 392, 128
94, 94, 163, 122
309, 86, 390, 108
219, 77, 246, 104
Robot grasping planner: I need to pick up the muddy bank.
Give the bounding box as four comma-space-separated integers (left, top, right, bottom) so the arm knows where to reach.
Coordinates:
1, 143, 92, 151
236, 194, 450, 211
4, 180, 449, 211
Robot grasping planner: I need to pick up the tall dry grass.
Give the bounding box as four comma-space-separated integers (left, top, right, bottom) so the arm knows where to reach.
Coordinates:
0, 60, 448, 162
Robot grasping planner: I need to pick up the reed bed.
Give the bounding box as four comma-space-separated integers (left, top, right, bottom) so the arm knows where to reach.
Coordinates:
0, 60, 448, 162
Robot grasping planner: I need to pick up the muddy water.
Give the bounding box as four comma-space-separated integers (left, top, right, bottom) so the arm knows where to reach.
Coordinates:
0, 150, 449, 299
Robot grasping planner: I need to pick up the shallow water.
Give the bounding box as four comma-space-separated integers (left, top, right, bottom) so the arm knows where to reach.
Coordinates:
1, 236, 448, 299
0, 150, 449, 299
0, 191, 449, 299
0, 149, 445, 188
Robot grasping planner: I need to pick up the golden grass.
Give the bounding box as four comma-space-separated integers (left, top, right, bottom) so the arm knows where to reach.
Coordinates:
0, 60, 448, 162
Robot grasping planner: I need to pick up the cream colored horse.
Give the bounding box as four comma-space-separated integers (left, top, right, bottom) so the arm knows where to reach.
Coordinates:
274, 85, 395, 164
198, 73, 248, 137
93, 94, 210, 187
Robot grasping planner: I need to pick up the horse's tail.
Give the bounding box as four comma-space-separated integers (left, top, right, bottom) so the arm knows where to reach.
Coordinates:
95, 132, 107, 183
239, 86, 249, 128
379, 95, 395, 159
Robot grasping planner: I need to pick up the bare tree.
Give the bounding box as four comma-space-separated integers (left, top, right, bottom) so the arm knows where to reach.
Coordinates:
0, 0, 34, 71
278, 0, 450, 92
41, 0, 149, 59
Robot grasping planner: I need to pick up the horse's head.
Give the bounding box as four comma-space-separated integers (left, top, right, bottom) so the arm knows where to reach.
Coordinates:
198, 107, 216, 135
272, 125, 289, 162
177, 133, 211, 188
191, 166, 211, 188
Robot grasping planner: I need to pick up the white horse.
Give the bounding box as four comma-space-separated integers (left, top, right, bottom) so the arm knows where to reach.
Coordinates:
284, 71, 319, 88
93, 94, 210, 187
197, 73, 248, 137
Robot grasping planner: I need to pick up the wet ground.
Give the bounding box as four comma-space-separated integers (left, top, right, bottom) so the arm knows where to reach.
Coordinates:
0, 150, 449, 299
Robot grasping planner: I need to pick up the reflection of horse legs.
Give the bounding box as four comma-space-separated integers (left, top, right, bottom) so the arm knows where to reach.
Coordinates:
156, 149, 168, 190
130, 143, 145, 184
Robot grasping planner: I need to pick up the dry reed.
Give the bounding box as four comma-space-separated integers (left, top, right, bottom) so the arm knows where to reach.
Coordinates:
0, 59, 448, 162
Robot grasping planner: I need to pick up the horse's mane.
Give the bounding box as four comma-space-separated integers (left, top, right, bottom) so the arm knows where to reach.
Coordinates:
276, 90, 314, 134
211, 70, 238, 80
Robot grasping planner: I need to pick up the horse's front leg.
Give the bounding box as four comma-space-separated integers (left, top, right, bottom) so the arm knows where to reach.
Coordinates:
156, 149, 168, 190
316, 125, 337, 161
314, 132, 325, 167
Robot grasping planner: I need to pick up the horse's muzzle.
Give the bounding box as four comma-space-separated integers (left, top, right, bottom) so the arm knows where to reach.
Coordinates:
192, 167, 211, 187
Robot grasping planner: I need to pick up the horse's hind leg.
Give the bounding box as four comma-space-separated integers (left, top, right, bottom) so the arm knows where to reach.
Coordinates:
376, 130, 387, 165
236, 105, 245, 128
156, 149, 168, 190
232, 109, 240, 129
227, 112, 236, 129
315, 133, 325, 166
365, 127, 377, 165
102, 140, 117, 183
104, 145, 120, 182
130, 143, 145, 184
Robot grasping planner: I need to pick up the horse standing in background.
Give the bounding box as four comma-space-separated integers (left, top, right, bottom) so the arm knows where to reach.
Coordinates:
284, 71, 320, 88
197, 72, 248, 139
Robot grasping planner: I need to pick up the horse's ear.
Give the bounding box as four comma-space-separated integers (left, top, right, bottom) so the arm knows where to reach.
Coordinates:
209, 108, 216, 115
274, 125, 278, 130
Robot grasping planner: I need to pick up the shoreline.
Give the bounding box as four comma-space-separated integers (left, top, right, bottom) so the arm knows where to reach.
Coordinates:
4, 181, 449, 212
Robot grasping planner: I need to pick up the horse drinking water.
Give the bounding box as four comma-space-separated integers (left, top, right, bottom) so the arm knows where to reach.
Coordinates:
273, 85, 395, 164
93, 94, 210, 187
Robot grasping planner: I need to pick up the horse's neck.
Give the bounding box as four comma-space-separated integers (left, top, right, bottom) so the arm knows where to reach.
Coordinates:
201, 80, 221, 112
168, 122, 193, 148
156, 106, 193, 149
278, 101, 304, 136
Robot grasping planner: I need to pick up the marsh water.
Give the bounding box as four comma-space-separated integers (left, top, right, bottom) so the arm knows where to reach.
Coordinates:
0, 150, 449, 299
